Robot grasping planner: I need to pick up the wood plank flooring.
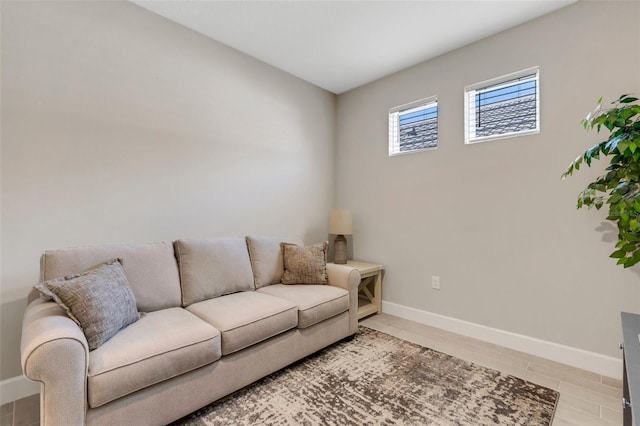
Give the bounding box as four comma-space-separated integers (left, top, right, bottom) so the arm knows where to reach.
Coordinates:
2, 313, 624, 425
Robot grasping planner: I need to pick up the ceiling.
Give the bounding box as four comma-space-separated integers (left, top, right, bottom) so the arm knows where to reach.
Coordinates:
132, 0, 576, 94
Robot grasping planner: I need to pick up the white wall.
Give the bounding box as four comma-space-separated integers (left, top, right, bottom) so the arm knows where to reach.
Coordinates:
336, 1, 640, 360
0, 1, 336, 380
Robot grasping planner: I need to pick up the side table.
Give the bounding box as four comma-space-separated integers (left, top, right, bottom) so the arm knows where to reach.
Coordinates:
335, 260, 384, 320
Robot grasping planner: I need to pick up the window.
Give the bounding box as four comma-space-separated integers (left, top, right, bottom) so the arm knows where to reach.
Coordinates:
464, 67, 539, 144
389, 96, 438, 156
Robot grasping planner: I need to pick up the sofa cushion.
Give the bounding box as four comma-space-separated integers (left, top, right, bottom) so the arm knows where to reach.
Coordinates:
35, 258, 140, 351
88, 308, 221, 408
258, 284, 349, 329
246, 235, 303, 288
175, 237, 255, 306
40, 241, 181, 312
186, 291, 297, 355
281, 242, 328, 285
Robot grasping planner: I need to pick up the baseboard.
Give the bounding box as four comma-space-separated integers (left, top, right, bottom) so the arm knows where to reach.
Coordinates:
382, 301, 622, 380
0, 375, 39, 405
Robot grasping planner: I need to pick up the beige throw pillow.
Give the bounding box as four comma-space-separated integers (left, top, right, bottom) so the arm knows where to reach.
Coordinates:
280, 242, 328, 285
34, 258, 140, 350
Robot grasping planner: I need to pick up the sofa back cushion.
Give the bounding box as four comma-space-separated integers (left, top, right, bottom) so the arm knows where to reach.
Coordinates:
40, 241, 181, 312
174, 237, 255, 306
246, 235, 303, 289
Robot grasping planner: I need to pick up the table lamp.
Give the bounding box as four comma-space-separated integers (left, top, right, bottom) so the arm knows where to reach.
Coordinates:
329, 208, 352, 264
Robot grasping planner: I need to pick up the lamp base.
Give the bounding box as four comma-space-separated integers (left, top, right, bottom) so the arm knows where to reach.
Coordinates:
334, 234, 348, 264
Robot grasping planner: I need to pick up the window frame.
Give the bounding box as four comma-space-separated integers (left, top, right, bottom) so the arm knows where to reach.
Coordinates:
388, 95, 439, 156
464, 67, 540, 145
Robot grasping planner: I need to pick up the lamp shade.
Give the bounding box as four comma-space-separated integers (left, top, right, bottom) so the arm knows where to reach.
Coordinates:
329, 209, 353, 235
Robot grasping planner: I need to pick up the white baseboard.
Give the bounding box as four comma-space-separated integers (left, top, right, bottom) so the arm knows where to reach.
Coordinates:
382, 301, 622, 380
0, 375, 39, 405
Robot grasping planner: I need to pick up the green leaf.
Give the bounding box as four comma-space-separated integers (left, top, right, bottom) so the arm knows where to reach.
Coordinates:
608, 193, 622, 204
617, 140, 630, 153
563, 163, 574, 178
614, 181, 630, 192
562, 164, 573, 179
620, 97, 639, 104
607, 110, 618, 126
610, 249, 627, 258
619, 108, 637, 122
625, 251, 640, 268
605, 134, 625, 152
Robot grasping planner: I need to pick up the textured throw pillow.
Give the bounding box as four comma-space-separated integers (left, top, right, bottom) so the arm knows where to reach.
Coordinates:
34, 258, 140, 350
280, 242, 328, 285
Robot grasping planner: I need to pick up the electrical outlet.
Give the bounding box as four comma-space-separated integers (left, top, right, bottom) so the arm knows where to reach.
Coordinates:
431, 276, 440, 290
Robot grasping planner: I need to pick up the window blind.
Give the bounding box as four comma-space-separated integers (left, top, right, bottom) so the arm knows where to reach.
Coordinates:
465, 67, 539, 144
389, 96, 438, 156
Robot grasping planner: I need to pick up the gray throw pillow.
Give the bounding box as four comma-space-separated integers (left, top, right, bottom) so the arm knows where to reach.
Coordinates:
34, 258, 140, 350
280, 242, 328, 285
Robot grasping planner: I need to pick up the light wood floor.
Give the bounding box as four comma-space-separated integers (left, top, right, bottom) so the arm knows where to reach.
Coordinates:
2, 313, 624, 426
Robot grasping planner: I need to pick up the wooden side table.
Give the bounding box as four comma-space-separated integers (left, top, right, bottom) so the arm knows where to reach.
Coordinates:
338, 260, 384, 320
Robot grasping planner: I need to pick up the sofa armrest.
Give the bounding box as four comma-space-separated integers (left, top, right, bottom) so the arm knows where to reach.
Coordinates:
21, 298, 89, 426
326, 263, 361, 335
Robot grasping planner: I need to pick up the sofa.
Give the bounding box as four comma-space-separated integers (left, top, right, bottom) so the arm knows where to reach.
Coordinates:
20, 236, 361, 426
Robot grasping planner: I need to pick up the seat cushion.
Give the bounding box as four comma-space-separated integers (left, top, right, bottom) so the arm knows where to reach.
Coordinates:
258, 284, 349, 329
186, 291, 298, 355
88, 308, 221, 408
40, 241, 182, 312
174, 237, 255, 306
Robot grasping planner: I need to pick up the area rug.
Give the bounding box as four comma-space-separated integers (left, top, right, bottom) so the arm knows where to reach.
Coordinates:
173, 327, 558, 425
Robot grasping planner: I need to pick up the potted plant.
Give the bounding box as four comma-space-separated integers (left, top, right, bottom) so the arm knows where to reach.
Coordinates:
562, 94, 640, 267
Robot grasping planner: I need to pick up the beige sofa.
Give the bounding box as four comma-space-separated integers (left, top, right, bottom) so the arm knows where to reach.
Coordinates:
20, 236, 361, 426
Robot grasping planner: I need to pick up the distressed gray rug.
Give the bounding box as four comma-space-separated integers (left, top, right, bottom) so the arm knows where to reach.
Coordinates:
174, 327, 558, 425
